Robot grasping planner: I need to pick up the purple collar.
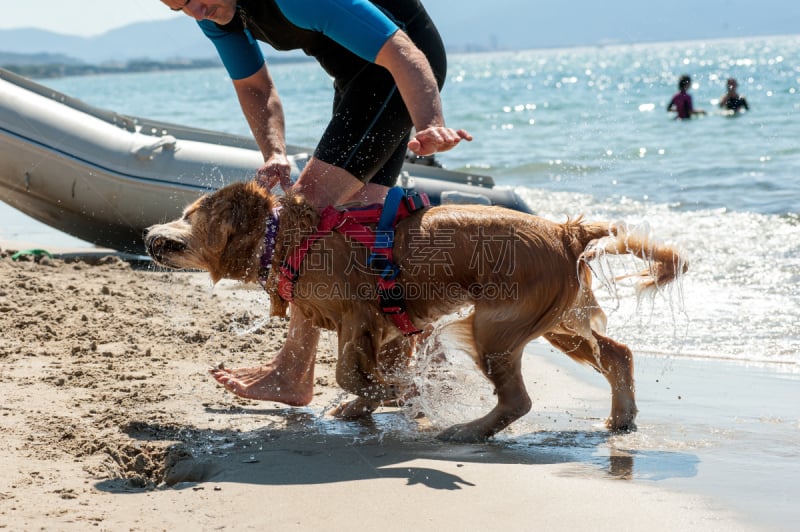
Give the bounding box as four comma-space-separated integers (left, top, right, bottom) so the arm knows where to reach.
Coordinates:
258, 210, 280, 286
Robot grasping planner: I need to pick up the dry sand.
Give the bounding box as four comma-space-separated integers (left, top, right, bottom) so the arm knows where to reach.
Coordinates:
0, 244, 785, 531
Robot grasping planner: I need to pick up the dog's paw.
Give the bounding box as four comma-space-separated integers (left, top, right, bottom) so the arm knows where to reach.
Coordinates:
606, 418, 638, 433
329, 398, 380, 419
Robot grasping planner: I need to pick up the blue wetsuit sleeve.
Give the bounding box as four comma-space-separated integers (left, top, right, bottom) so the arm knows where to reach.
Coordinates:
275, 0, 399, 62
198, 19, 265, 80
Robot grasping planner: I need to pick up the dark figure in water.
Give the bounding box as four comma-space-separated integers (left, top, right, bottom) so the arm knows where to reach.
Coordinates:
668, 74, 706, 119
719, 78, 750, 113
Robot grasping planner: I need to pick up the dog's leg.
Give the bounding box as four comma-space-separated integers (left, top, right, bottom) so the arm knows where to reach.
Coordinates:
436, 346, 530, 443
330, 328, 409, 419
595, 333, 637, 431
543, 330, 637, 432
436, 314, 532, 443
331, 332, 382, 418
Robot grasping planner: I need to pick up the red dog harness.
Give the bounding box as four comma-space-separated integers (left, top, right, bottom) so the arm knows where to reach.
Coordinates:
277, 188, 429, 336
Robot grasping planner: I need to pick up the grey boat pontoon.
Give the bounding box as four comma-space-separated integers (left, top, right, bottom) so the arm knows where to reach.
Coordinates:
0, 67, 531, 254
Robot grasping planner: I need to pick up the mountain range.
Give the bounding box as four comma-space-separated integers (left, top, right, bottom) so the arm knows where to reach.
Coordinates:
0, 19, 216, 65
0, 0, 798, 66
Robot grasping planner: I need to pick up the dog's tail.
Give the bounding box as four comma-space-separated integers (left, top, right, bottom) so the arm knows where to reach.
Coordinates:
572, 219, 688, 290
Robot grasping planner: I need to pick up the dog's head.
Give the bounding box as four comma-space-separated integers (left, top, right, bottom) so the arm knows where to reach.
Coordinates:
145, 181, 275, 283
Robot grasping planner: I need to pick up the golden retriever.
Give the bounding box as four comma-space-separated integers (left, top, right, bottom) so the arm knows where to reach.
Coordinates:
145, 181, 687, 442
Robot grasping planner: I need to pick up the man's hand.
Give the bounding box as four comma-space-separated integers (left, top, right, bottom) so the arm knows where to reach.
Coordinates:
254, 153, 292, 192
408, 126, 473, 157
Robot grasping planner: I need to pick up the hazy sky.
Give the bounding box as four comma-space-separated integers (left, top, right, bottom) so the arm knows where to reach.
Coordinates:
0, 1, 181, 37
0, 1, 480, 37
1, 0, 797, 47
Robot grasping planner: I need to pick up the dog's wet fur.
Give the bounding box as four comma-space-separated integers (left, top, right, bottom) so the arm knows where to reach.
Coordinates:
146, 182, 687, 442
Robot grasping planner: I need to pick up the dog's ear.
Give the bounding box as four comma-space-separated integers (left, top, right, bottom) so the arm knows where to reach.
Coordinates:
203, 194, 236, 254
228, 182, 275, 232
202, 183, 263, 251
206, 182, 274, 282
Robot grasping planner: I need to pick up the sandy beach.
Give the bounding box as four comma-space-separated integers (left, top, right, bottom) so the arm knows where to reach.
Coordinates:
1, 241, 797, 531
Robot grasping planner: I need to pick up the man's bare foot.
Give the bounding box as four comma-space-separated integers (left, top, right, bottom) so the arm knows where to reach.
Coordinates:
212, 312, 320, 404
209, 361, 314, 406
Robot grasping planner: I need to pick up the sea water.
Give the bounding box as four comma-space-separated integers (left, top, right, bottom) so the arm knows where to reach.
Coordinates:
2, 35, 798, 372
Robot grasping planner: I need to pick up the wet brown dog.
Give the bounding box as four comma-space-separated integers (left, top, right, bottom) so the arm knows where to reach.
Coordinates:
145, 181, 687, 442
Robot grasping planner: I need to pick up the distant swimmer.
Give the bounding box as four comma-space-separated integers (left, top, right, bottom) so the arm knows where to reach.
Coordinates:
667, 74, 706, 119
719, 78, 749, 114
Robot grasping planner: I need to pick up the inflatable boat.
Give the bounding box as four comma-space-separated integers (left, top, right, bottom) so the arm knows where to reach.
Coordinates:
0, 68, 531, 254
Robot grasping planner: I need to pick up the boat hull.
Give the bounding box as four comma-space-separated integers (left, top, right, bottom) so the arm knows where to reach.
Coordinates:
0, 68, 531, 254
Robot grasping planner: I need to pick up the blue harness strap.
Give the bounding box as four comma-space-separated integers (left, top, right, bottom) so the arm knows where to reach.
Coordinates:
372, 187, 427, 335
368, 186, 404, 280
375, 186, 403, 247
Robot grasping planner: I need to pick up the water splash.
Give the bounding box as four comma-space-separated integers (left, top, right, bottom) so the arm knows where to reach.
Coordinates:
399, 312, 495, 430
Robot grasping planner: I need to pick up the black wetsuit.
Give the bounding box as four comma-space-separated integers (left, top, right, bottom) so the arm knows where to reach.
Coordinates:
721, 94, 749, 113
200, 0, 446, 186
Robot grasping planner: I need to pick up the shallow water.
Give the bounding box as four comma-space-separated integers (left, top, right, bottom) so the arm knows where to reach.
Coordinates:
2, 34, 798, 370
305, 347, 800, 530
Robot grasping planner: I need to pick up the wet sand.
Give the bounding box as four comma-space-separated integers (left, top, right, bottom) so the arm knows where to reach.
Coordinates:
1, 241, 797, 531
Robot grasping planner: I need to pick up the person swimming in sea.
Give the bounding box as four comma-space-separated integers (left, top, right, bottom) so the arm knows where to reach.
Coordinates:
719, 78, 749, 114
667, 74, 706, 119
